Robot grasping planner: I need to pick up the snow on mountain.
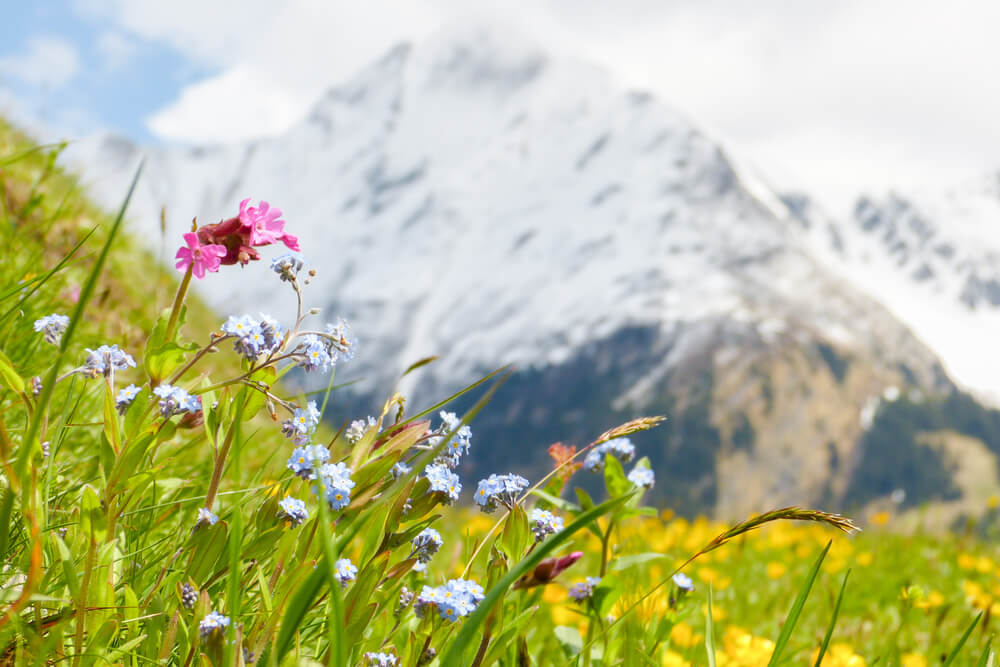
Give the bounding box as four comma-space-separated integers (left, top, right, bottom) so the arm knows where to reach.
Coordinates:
64, 24, 963, 515
786, 174, 1000, 404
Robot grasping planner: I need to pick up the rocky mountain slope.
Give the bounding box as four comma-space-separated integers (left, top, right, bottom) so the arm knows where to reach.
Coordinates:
65, 26, 997, 518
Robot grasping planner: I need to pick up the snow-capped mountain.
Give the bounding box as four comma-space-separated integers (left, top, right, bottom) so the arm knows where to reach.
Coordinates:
785, 177, 1000, 405
66, 25, 990, 517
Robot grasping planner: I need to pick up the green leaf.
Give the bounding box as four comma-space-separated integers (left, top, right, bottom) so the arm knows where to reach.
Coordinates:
500, 504, 531, 561
144, 342, 191, 383
80, 485, 106, 542
439, 493, 633, 666
813, 568, 850, 667
976, 639, 994, 667
604, 453, 630, 498
274, 565, 325, 661
943, 612, 983, 667
0, 348, 24, 393
767, 540, 832, 666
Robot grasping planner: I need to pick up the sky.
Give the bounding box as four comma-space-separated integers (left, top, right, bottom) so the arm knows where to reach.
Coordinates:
1, 0, 999, 210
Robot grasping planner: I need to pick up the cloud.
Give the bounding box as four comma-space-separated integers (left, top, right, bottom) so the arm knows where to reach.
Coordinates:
0, 35, 80, 89
146, 65, 303, 143
71, 0, 1000, 207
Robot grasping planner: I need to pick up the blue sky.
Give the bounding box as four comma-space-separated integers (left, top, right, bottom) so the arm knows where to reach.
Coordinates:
0, 1, 210, 141
2, 1, 1000, 209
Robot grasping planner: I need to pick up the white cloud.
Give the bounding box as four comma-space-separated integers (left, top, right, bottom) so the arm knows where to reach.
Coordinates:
0, 36, 80, 89
146, 65, 303, 143
75, 0, 1000, 207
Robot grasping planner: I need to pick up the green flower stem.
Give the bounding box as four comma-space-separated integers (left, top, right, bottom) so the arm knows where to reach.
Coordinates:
163, 265, 193, 344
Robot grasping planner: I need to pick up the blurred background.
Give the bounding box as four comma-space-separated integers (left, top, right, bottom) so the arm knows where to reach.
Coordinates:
5, 1, 1000, 522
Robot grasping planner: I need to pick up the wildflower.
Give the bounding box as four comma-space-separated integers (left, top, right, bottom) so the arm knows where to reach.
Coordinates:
424, 464, 462, 504
473, 473, 529, 513
318, 462, 355, 510
221, 314, 257, 338
271, 253, 305, 282
672, 572, 695, 592
411, 527, 443, 564
431, 411, 472, 467
33, 314, 69, 345
364, 653, 398, 667
175, 232, 226, 279
196, 507, 219, 527
530, 508, 564, 542
83, 344, 136, 377
514, 551, 583, 589
41, 440, 50, 458
569, 576, 601, 602
627, 463, 655, 489
153, 384, 200, 419
30, 376, 42, 396
283, 401, 321, 439
181, 582, 198, 609
199, 610, 231, 639
277, 497, 309, 526
392, 461, 411, 479
115, 384, 142, 415
414, 578, 483, 622
258, 313, 284, 353
395, 587, 414, 616
238, 198, 297, 248
334, 558, 357, 587
346, 416, 377, 443
325, 319, 356, 361
298, 334, 333, 372
583, 437, 636, 472
286, 444, 330, 480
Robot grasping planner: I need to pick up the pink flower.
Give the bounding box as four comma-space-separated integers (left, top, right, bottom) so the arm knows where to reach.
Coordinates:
175, 233, 227, 279
280, 232, 300, 252
238, 198, 286, 246
514, 551, 583, 589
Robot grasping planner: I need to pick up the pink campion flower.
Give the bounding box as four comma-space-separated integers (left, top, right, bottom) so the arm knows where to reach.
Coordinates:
280, 231, 300, 251
514, 551, 583, 589
238, 198, 286, 246
175, 232, 227, 279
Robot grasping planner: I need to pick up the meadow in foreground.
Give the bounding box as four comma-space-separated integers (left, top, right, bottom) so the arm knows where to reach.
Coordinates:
0, 129, 992, 666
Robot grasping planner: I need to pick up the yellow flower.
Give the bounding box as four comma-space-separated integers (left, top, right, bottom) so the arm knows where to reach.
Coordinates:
914, 590, 945, 610
812, 643, 867, 667
870, 511, 890, 527
957, 552, 977, 570
766, 562, 787, 579
670, 622, 702, 648
977, 556, 995, 574
662, 650, 690, 667
901, 653, 927, 667
988, 494, 999, 510
855, 552, 873, 567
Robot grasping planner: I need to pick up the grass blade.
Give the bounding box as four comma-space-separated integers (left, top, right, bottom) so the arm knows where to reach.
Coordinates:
813, 568, 850, 666
15, 161, 143, 486
943, 612, 982, 667
706, 583, 717, 667
976, 639, 993, 667
439, 493, 633, 666
767, 540, 832, 666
